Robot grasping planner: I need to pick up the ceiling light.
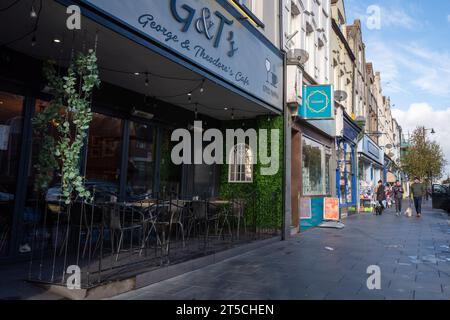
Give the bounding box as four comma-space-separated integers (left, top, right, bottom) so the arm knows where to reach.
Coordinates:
134, 72, 140, 76
30, 7, 37, 19
200, 80, 205, 94
53, 38, 61, 43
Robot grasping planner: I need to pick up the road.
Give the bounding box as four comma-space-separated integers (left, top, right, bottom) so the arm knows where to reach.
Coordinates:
113, 200, 450, 300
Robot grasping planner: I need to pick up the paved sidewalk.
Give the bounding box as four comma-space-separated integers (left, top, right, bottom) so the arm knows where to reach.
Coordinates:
113, 201, 450, 300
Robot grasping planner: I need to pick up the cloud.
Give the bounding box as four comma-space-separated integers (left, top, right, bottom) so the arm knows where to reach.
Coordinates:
381, 7, 417, 29
393, 103, 450, 175
347, 3, 421, 30
400, 43, 450, 97
364, 38, 450, 98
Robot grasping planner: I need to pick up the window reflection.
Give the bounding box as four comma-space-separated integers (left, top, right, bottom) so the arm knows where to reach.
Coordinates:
0, 92, 24, 256
127, 122, 155, 198
85, 113, 122, 194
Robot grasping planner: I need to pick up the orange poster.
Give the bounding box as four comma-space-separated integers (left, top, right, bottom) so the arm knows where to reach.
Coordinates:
323, 197, 340, 221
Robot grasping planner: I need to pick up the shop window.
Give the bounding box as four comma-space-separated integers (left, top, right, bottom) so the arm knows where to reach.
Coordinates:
228, 143, 253, 183
338, 141, 356, 205
127, 122, 156, 197
0, 92, 24, 256
302, 137, 330, 196
85, 113, 123, 196
160, 128, 182, 196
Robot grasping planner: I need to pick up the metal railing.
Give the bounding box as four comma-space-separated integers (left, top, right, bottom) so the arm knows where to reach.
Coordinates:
27, 191, 281, 288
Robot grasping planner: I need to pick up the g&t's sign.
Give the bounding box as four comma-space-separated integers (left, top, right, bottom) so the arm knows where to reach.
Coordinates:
299, 85, 334, 119
78, 0, 283, 110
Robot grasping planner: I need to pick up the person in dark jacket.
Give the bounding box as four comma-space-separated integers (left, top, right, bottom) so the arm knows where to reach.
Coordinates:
375, 180, 386, 215
410, 177, 426, 218
392, 180, 404, 216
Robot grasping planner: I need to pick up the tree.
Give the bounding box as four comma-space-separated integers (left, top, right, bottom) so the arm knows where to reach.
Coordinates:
402, 126, 447, 182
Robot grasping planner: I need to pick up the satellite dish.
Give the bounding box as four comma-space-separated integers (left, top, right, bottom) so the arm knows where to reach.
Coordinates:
287, 49, 309, 65
385, 144, 393, 149
334, 90, 348, 102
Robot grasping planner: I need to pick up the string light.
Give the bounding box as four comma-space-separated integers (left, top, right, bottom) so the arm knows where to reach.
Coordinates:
31, 33, 36, 47
145, 72, 149, 86
200, 79, 205, 94
30, 6, 37, 18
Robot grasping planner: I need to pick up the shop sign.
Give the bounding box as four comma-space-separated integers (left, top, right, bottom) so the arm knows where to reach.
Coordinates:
343, 117, 360, 142
79, 0, 283, 110
323, 197, 339, 221
367, 140, 380, 159
299, 197, 311, 220
299, 85, 334, 120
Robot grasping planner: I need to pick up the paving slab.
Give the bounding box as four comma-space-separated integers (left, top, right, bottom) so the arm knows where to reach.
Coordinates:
112, 201, 450, 300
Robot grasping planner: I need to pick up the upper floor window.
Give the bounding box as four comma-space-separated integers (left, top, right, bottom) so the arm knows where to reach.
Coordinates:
228, 143, 253, 183
235, 0, 264, 26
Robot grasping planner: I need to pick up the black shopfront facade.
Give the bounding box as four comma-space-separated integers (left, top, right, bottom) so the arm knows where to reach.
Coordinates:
0, 0, 284, 279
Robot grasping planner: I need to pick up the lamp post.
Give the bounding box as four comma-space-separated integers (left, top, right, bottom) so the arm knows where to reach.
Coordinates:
422, 127, 436, 199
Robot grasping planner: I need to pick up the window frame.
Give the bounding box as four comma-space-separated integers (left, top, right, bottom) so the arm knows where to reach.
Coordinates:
228, 143, 254, 184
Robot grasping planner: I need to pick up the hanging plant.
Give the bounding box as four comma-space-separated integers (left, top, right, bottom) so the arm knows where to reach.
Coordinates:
32, 61, 65, 195
33, 49, 100, 204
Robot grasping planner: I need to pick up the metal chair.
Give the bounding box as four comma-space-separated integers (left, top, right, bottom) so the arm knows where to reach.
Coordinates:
108, 202, 144, 261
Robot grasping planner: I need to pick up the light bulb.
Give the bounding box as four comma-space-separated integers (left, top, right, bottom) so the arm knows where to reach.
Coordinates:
30, 7, 37, 18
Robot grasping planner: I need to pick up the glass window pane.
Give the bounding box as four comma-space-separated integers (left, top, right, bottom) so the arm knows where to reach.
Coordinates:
0, 92, 24, 256
85, 113, 122, 196
302, 137, 325, 196
127, 122, 155, 197
160, 128, 182, 196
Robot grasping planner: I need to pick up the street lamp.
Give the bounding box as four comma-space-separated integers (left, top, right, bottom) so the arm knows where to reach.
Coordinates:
423, 128, 436, 135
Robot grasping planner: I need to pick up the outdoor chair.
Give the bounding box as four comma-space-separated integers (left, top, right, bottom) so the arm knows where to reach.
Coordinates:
108, 202, 144, 262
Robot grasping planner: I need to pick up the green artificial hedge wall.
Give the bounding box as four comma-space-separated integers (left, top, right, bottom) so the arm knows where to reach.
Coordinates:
219, 115, 284, 230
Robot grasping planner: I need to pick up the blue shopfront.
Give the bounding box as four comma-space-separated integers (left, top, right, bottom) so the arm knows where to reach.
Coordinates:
294, 85, 337, 231
358, 135, 384, 211
336, 113, 361, 217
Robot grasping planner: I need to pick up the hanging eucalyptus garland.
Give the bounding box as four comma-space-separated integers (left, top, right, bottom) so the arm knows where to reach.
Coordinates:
33, 49, 100, 204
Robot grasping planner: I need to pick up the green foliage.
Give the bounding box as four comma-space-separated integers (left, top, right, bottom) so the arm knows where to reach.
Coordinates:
402, 126, 447, 181
219, 116, 284, 229
33, 50, 100, 204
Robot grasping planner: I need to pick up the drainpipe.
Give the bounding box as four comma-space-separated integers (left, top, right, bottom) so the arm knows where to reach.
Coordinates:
279, 0, 290, 240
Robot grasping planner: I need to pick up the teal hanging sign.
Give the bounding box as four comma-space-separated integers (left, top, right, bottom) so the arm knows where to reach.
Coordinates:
299, 85, 334, 119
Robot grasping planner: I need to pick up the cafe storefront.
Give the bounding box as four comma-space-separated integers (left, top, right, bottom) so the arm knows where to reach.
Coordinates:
0, 0, 285, 290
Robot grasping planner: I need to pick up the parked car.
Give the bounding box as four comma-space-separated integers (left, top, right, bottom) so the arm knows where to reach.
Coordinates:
45, 180, 150, 204
431, 184, 450, 213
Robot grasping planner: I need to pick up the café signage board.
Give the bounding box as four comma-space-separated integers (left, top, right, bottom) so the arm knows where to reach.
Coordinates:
299, 85, 334, 119
79, 0, 283, 110
323, 197, 339, 221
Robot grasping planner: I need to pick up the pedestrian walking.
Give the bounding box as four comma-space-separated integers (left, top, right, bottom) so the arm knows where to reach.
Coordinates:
392, 180, 404, 216
410, 177, 426, 218
374, 180, 386, 215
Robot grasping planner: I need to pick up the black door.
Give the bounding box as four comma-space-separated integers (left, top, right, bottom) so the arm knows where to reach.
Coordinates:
432, 184, 449, 211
